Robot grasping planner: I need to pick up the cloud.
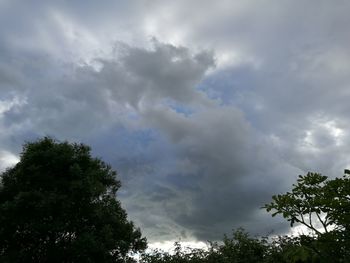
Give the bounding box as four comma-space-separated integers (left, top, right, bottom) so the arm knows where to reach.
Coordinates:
0, 39, 214, 137
1, 0, 350, 244
0, 34, 293, 241
0, 150, 19, 172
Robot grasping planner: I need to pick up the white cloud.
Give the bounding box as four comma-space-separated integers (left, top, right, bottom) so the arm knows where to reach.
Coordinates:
1, 0, 350, 243
0, 150, 19, 172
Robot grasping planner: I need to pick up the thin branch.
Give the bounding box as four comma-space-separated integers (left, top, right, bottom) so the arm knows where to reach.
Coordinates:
295, 216, 322, 235
315, 212, 328, 233
308, 212, 314, 230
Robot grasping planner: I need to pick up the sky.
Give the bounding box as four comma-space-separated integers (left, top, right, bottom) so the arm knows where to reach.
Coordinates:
1, 0, 350, 245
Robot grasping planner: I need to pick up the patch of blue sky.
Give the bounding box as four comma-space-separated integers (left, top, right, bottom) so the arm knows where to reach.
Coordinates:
89, 126, 158, 161
162, 98, 194, 116
198, 66, 259, 106
198, 66, 270, 130
88, 125, 179, 175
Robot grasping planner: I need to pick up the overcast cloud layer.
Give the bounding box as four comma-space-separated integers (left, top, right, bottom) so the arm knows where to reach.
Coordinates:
1, 0, 350, 243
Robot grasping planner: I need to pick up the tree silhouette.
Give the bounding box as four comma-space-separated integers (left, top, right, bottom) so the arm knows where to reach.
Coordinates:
264, 171, 350, 261
0, 137, 146, 262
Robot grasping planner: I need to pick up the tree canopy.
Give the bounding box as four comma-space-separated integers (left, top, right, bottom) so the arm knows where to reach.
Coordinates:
264, 171, 350, 262
0, 137, 146, 262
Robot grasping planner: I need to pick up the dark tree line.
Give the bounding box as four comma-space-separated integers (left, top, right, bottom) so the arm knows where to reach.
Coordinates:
0, 138, 349, 262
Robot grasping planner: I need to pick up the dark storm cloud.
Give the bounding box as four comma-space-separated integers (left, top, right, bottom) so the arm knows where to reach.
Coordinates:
1, 0, 350, 243
136, 105, 299, 240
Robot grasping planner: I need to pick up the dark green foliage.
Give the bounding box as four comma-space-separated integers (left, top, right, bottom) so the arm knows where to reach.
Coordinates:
264, 171, 350, 262
140, 231, 328, 263
0, 137, 146, 262
218, 228, 268, 263
140, 229, 297, 263
141, 242, 208, 263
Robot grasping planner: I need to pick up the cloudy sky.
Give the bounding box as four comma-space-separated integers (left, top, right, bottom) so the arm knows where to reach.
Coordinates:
1, 0, 350, 244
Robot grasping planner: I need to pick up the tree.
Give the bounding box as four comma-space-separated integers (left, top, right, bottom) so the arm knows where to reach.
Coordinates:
217, 228, 268, 263
0, 137, 146, 262
264, 171, 350, 262
139, 229, 282, 263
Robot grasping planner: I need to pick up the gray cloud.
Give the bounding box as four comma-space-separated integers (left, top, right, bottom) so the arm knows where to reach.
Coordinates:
1, 0, 350, 244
